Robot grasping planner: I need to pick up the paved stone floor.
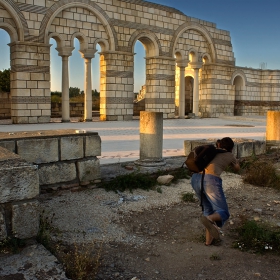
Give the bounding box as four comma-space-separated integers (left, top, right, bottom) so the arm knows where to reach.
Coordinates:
0, 116, 266, 165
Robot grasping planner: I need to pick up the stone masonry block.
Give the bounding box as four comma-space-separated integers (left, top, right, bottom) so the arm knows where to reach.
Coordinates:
254, 140, 266, 155
85, 135, 101, 157
39, 162, 77, 185
12, 200, 39, 239
0, 207, 7, 241
236, 141, 254, 158
0, 155, 39, 204
77, 158, 101, 183
0, 141, 16, 153
17, 138, 59, 164
61, 136, 83, 160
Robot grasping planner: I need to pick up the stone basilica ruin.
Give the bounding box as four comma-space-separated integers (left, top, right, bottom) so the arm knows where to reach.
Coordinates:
1, 0, 280, 124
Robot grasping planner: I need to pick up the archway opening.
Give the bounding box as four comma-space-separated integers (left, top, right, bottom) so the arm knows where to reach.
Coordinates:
0, 29, 11, 120
233, 75, 244, 116
133, 40, 146, 117
185, 76, 194, 114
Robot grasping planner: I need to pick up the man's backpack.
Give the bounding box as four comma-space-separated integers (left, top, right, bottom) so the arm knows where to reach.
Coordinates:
184, 144, 225, 173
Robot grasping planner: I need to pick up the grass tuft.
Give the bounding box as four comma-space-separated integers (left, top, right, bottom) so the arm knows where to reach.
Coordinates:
233, 219, 280, 254
181, 192, 196, 203
242, 160, 280, 190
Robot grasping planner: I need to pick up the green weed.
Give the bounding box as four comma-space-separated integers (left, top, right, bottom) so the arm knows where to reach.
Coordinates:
233, 219, 280, 254
0, 236, 26, 254
181, 192, 196, 203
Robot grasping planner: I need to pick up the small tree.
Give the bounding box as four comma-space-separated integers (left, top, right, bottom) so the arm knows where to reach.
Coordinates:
0, 69, 10, 92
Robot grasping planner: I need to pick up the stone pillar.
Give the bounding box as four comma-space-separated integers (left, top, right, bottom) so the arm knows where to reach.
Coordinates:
99, 51, 134, 121
145, 56, 176, 119
9, 42, 51, 124
80, 50, 96, 122
190, 62, 202, 117
135, 111, 166, 166
57, 47, 74, 122
177, 59, 189, 118
266, 111, 280, 150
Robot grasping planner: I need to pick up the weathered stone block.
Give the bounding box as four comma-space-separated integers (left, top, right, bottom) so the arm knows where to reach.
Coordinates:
61, 137, 83, 160
77, 158, 101, 183
12, 200, 39, 239
17, 138, 59, 164
85, 135, 101, 157
254, 140, 266, 155
236, 141, 254, 158
39, 162, 77, 185
0, 141, 16, 153
0, 207, 7, 241
0, 159, 39, 204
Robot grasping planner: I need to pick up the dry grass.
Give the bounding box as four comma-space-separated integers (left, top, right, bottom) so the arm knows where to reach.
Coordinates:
242, 160, 280, 190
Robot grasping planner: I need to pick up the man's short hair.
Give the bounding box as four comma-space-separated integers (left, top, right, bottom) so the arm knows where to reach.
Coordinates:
220, 137, 234, 152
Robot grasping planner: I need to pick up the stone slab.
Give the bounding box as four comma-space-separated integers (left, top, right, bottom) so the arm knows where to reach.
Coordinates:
17, 138, 59, 164
85, 135, 101, 157
60, 136, 83, 160
39, 162, 77, 185
77, 158, 101, 183
0, 207, 7, 240
0, 159, 39, 204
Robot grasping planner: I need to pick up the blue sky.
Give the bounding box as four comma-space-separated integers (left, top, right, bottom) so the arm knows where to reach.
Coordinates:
0, 0, 280, 92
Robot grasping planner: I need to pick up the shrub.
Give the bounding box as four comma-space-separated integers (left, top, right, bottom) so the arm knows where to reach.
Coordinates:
242, 160, 280, 190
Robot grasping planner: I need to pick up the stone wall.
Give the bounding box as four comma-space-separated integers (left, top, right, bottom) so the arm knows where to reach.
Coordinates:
0, 129, 101, 192
1, 0, 280, 123
0, 146, 39, 241
184, 139, 266, 159
51, 102, 84, 118
0, 92, 11, 119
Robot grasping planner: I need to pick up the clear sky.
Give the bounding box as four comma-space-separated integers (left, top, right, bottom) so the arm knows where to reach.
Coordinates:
0, 0, 280, 92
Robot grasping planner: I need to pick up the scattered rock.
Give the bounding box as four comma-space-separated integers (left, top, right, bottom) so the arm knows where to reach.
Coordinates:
157, 175, 174, 185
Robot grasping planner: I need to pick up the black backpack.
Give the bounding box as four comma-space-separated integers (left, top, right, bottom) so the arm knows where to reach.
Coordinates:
184, 144, 226, 173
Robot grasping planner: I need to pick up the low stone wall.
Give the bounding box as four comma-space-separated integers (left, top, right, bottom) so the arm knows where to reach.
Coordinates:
184, 138, 266, 158
0, 147, 39, 241
0, 129, 101, 192
51, 102, 84, 118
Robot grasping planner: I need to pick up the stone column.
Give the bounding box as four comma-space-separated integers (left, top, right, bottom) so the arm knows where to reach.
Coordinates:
266, 111, 280, 150
57, 47, 74, 122
177, 59, 189, 119
9, 41, 51, 124
135, 111, 166, 166
190, 62, 202, 117
145, 56, 176, 119
80, 50, 96, 122
99, 51, 134, 121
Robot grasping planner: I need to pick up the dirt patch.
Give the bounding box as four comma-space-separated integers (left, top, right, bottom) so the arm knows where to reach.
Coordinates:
94, 180, 280, 280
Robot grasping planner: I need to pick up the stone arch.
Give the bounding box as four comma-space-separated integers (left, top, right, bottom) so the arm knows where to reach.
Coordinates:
39, 0, 117, 50
171, 22, 217, 63
201, 53, 212, 64
48, 32, 66, 49
0, 22, 18, 42
128, 29, 161, 57
93, 38, 109, 52
188, 48, 199, 63
70, 32, 89, 50
174, 49, 185, 61
231, 70, 247, 87
0, 0, 28, 41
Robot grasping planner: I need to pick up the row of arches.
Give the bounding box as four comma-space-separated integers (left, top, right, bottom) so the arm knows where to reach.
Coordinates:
0, 0, 248, 123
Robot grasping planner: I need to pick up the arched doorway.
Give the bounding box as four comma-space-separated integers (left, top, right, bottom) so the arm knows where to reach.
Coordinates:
185, 76, 194, 114
233, 75, 244, 116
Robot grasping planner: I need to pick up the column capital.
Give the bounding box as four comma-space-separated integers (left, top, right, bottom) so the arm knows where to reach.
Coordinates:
56, 47, 74, 57
79, 49, 97, 59
189, 62, 203, 69
177, 59, 189, 68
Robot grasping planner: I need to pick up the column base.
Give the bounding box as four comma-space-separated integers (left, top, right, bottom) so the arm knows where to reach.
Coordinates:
134, 158, 166, 167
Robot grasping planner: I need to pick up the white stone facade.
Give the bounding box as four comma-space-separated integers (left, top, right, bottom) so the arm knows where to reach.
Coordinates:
0, 0, 279, 123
